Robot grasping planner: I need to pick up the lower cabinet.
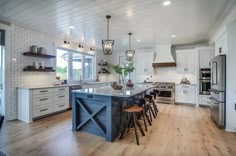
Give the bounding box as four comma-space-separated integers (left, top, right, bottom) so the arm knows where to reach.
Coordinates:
175, 85, 196, 105
18, 86, 69, 123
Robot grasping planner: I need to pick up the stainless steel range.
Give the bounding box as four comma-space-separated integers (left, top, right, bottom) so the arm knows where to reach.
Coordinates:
153, 82, 175, 104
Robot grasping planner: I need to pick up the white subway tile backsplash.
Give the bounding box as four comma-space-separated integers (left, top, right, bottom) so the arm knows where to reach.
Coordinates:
6, 24, 106, 120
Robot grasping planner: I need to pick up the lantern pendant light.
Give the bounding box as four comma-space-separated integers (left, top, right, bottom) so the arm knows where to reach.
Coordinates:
102, 15, 114, 55
125, 33, 135, 61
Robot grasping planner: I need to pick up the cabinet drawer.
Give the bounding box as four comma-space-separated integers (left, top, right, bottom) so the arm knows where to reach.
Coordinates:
33, 104, 53, 118
33, 88, 53, 95
33, 95, 53, 106
54, 102, 69, 112
54, 87, 69, 93
54, 93, 69, 102
176, 85, 196, 90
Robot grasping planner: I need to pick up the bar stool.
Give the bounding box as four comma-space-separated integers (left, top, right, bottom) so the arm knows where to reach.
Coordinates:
143, 95, 156, 121
149, 91, 159, 115
140, 98, 152, 126
119, 105, 147, 145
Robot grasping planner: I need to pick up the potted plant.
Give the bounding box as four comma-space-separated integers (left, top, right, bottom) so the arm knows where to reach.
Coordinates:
124, 62, 135, 87
110, 62, 135, 87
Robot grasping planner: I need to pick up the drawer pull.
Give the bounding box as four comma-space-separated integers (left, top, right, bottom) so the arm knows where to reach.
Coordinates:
40, 98, 48, 101
59, 96, 65, 98
40, 90, 48, 93
59, 89, 65, 91
59, 105, 65, 107
40, 109, 48, 112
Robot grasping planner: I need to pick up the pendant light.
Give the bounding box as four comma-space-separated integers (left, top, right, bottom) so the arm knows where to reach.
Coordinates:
125, 33, 135, 61
102, 15, 114, 55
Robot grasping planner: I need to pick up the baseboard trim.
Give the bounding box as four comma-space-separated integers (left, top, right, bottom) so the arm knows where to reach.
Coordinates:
225, 129, 236, 133
175, 103, 196, 106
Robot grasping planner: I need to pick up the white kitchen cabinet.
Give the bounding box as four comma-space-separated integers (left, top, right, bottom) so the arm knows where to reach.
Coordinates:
198, 47, 214, 68
18, 86, 69, 123
176, 49, 195, 73
215, 32, 227, 56
135, 52, 154, 75
175, 85, 196, 105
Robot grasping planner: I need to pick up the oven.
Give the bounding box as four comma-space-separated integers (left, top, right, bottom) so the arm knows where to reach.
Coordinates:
153, 82, 175, 104
200, 68, 211, 80
199, 79, 211, 95
156, 89, 175, 103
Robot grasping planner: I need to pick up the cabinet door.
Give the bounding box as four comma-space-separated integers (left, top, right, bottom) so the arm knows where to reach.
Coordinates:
176, 52, 186, 73
187, 89, 196, 104
145, 53, 154, 74
185, 51, 195, 73
175, 89, 185, 103
199, 51, 211, 68
135, 53, 145, 75
215, 32, 227, 56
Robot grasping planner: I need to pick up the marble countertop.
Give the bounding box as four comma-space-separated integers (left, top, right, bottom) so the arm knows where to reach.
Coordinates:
17, 81, 114, 89
72, 85, 153, 97
175, 83, 197, 86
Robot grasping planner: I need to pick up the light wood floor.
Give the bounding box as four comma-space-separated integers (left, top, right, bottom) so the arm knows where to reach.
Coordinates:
0, 104, 236, 156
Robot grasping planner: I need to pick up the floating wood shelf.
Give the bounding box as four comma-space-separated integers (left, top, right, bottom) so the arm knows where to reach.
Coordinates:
97, 64, 109, 66
23, 68, 55, 72
23, 52, 56, 59
98, 72, 111, 74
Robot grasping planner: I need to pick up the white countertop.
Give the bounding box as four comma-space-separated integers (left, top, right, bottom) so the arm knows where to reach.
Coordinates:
175, 83, 197, 86
17, 81, 114, 89
72, 85, 153, 97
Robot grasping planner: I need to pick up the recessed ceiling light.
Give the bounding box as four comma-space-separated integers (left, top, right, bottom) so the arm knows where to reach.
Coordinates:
162, 1, 171, 6
69, 26, 75, 29
137, 39, 141, 42
171, 34, 176, 38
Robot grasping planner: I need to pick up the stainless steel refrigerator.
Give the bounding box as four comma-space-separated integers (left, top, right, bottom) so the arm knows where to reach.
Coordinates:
210, 55, 226, 128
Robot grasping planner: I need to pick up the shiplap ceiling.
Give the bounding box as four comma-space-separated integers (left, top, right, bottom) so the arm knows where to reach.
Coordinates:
0, 0, 231, 51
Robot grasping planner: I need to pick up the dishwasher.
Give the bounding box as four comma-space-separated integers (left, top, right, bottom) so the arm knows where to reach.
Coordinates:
69, 85, 83, 108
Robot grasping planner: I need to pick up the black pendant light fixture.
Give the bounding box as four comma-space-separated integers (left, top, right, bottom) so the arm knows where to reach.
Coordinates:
125, 33, 135, 61
102, 15, 114, 55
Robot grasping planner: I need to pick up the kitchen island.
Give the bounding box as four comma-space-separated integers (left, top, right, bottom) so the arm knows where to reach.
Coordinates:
72, 85, 153, 141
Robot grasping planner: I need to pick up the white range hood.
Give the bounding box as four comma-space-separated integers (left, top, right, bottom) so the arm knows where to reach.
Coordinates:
152, 44, 176, 67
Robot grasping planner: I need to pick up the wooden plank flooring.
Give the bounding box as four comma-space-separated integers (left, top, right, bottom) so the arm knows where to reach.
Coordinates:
0, 104, 236, 156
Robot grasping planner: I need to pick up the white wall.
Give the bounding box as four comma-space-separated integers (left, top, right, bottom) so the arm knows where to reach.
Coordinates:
225, 22, 236, 132
2, 24, 105, 120
209, 2, 236, 132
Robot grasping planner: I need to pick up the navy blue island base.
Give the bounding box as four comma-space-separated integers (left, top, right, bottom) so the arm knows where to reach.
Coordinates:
72, 85, 153, 141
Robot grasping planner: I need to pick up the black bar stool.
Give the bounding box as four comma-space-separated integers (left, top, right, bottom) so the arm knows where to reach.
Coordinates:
143, 95, 156, 121
119, 105, 146, 145
149, 91, 159, 115
140, 98, 152, 126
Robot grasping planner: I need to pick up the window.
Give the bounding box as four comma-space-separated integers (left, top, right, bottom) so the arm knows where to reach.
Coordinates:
56, 49, 68, 80
56, 48, 95, 80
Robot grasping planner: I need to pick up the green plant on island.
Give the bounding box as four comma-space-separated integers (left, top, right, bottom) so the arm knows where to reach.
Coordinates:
109, 62, 135, 84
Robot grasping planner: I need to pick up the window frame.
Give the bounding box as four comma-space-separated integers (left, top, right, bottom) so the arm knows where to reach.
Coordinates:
56, 47, 96, 81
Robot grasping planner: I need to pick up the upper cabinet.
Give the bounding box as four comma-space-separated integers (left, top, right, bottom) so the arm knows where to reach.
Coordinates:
135, 52, 154, 75
197, 47, 214, 68
176, 49, 195, 73
215, 32, 227, 56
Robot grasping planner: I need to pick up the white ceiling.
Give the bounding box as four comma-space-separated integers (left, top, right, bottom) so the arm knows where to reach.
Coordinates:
0, 0, 231, 51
